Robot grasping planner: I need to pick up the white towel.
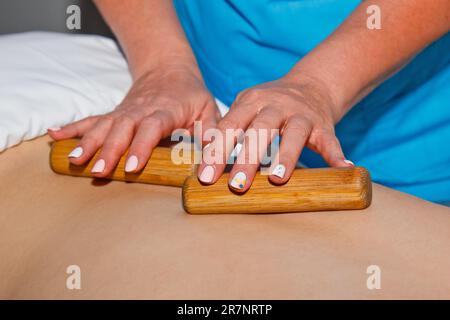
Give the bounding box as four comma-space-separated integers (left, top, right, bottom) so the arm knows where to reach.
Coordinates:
0, 31, 231, 153
0, 31, 132, 152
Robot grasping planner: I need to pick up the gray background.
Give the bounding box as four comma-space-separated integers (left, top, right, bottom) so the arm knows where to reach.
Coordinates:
0, 0, 112, 37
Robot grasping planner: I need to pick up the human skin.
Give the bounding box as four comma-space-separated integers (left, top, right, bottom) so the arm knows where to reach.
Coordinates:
48, 0, 450, 190
1, 136, 449, 299
48, 0, 219, 174
197, 0, 450, 191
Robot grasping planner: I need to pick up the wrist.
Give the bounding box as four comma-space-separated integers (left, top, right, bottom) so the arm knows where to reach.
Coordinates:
122, 35, 201, 81
130, 51, 202, 80
131, 57, 206, 93
282, 71, 345, 124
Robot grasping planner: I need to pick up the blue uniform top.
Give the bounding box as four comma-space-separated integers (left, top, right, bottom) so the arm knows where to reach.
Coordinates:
173, 0, 450, 204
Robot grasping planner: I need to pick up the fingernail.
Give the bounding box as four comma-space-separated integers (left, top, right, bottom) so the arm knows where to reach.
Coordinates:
68, 146, 83, 158
344, 159, 355, 166
48, 127, 61, 131
125, 155, 138, 173
199, 165, 215, 183
230, 171, 247, 190
271, 164, 286, 178
91, 159, 106, 173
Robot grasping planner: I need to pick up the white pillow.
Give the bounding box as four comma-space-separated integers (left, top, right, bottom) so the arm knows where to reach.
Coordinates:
0, 31, 132, 152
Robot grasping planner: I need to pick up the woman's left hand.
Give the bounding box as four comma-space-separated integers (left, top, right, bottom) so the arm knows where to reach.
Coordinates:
197, 75, 354, 192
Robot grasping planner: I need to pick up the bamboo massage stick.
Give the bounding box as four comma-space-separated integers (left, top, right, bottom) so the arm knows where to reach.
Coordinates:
182, 167, 372, 214
50, 139, 372, 213
50, 139, 196, 187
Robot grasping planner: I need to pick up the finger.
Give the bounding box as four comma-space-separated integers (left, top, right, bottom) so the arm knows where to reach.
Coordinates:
228, 107, 286, 192
199, 100, 220, 147
90, 115, 137, 177
47, 116, 99, 140
187, 99, 220, 148
125, 110, 175, 173
269, 115, 313, 185
68, 117, 115, 165
197, 103, 256, 185
310, 129, 353, 168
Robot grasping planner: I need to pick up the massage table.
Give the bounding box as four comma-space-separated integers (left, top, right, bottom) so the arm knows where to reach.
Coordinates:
0, 136, 449, 299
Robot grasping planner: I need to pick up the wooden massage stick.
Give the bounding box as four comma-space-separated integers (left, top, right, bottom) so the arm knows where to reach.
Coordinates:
50, 139, 372, 214
50, 139, 196, 187
183, 168, 371, 214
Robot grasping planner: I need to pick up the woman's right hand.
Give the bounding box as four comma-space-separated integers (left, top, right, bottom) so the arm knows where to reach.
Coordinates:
48, 62, 218, 177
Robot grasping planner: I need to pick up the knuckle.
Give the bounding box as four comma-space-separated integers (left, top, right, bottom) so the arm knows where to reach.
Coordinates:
287, 114, 306, 124
81, 134, 101, 147
244, 88, 264, 101
150, 116, 165, 129
140, 115, 157, 127
251, 119, 274, 131
130, 140, 149, 152
217, 119, 239, 131
114, 114, 136, 127
296, 127, 310, 140
291, 127, 309, 140
285, 120, 311, 140
141, 115, 168, 134
317, 136, 337, 151
103, 138, 125, 152
130, 140, 148, 151
234, 89, 249, 102
101, 114, 116, 123
309, 127, 330, 144
153, 96, 183, 109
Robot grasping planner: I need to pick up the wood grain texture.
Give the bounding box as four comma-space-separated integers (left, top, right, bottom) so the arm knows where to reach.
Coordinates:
183, 167, 372, 214
50, 139, 196, 187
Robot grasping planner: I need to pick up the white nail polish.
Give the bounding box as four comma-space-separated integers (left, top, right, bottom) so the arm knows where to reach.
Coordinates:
68, 147, 83, 158
48, 127, 61, 131
271, 164, 286, 178
344, 159, 355, 166
199, 165, 215, 183
230, 171, 247, 190
125, 155, 138, 173
91, 159, 105, 173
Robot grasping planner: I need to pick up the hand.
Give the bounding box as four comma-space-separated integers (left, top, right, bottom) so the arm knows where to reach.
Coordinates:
197, 75, 354, 192
48, 62, 218, 177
